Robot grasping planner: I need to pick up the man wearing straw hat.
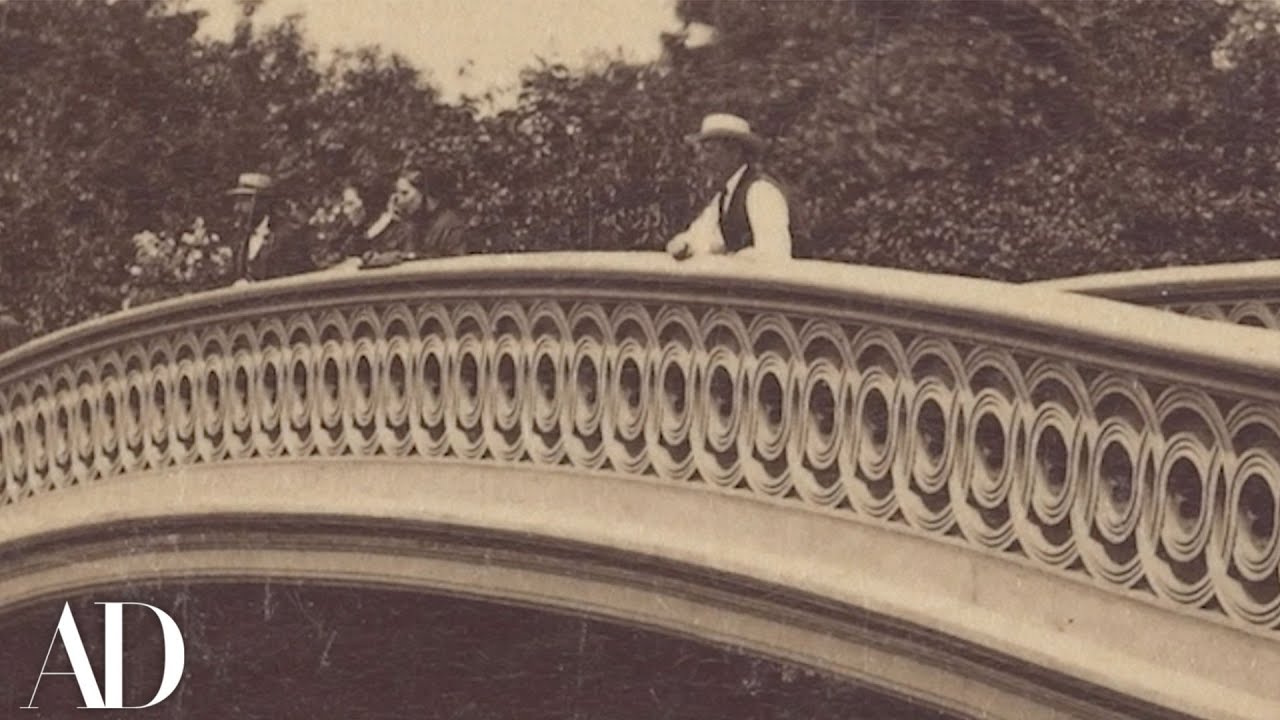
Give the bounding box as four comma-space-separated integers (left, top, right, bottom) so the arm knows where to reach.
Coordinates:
666, 113, 792, 261
227, 172, 275, 283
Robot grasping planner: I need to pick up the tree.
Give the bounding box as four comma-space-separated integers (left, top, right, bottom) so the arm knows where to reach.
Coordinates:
8, 0, 1280, 336
0, 0, 206, 332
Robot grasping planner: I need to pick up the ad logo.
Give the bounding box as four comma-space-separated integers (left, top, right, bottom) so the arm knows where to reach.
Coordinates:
23, 602, 185, 710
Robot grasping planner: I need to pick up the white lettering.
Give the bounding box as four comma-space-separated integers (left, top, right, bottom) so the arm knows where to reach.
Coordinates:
23, 601, 185, 710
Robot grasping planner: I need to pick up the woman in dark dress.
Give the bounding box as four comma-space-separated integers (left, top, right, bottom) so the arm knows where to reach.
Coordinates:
361, 167, 468, 268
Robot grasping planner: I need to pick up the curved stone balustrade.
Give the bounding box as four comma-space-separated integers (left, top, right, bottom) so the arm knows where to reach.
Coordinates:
3, 253, 1280, 715
4, 253, 1280, 632
1035, 258, 1280, 328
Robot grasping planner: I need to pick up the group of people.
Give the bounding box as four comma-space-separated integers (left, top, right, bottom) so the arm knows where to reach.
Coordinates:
2, 112, 792, 355
227, 164, 471, 284
226, 111, 793, 286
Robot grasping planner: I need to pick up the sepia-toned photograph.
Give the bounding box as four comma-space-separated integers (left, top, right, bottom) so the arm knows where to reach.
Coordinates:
0, 0, 1277, 717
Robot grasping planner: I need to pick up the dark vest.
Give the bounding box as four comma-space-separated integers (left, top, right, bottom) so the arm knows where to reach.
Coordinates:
718, 165, 783, 254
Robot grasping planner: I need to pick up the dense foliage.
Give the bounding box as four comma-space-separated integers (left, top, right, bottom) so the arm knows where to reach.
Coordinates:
2, 0, 1280, 334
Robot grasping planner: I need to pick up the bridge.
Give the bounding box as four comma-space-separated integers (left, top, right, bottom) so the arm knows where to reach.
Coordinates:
0, 252, 1277, 718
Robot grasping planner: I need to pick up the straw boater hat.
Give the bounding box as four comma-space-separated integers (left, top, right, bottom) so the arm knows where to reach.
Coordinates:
686, 113, 766, 152
226, 172, 274, 196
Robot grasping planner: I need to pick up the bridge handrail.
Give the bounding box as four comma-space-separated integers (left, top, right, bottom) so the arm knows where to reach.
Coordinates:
1030, 258, 1280, 299
3, 251, 1280, 638
1032, 259, 1280, 328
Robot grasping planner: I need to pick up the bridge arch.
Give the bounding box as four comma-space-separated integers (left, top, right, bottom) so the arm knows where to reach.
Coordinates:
3, 252, 1279, 718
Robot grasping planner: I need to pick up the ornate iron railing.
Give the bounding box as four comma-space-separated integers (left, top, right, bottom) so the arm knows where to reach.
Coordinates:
3, 252, 1280, 638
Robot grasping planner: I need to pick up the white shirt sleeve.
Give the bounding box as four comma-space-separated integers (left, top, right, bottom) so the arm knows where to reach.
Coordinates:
667, 194, 725, 257
246, 216, 271, 261
740, 182, 791, 260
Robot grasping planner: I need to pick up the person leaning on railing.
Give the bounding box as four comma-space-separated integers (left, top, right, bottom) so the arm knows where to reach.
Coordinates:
666, 113, 793, 262
329, 185, 369, 260
360, 166, 470, 269
227, 172, 311, 284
